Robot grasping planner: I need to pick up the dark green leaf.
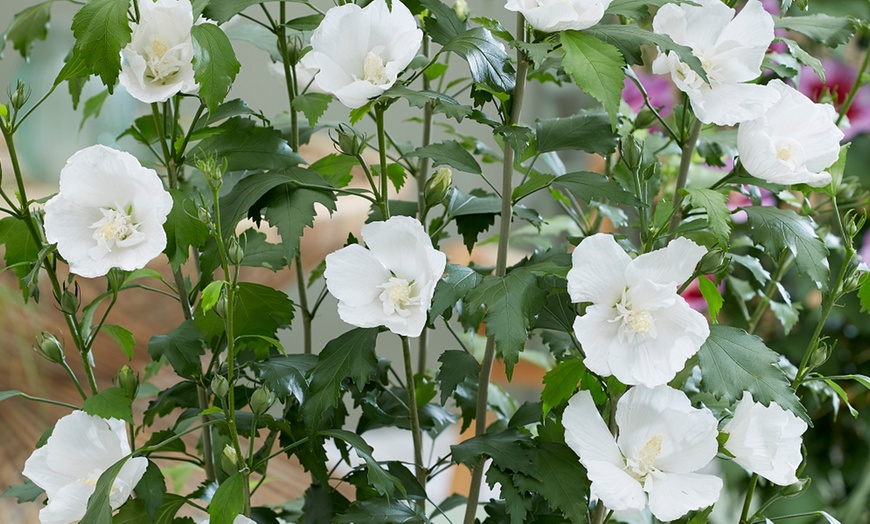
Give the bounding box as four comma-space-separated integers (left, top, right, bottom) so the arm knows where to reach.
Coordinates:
383, 85, 473, 122
102, 324, 136, 360
80, 456, 132, 524
407, 140, 482, 174
253, 354, 318, 403
0, 216, 41, 297
191, 24, 241, 113
443, 27, 515, 94
554, 172, 641, 206
203, 0, 279, 23
148, 320, 204, 380
308, 154, 358, 189
776, 15, 857, 47
437, 350, 481, 405
698, 325, 809, 422
163, 190, 209, 272
512, 172, 555, 203
535, 112, 618, 156
134, 461, 166, 520
743, 206, 829, 287
683, 188, 732, 245
560, 31, 625, 126
420, 0, 468, 46
334, 499, 425, 523
605, 0, 671, 19
534, 292, 576, 332
859, 274, 870, 313
451, 429, 536, 474
209, 473, 246, 524
4, 2, 52, 59
533, 442, 589, 524
187, 117, 304, 172
154, 494, 187, 524
292, 93, 332, 128
322, 429, 406, 497
541, 360, 585, 416
83, 387, 134, 423
113, 500, 149, 523
485, 467, 532, 524
430, 264, 483, 319
71, 0, 131, 90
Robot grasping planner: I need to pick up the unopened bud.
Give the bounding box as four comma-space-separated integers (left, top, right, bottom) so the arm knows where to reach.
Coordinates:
781, 477, 810, 497
424, 166, 452, 209
35, 332, 65, 364
8, 80, 31, 110
221, 444, 240, 475
697, 248, 727, 275
211, 374, 229, 398
60, 287, 80, 315
620, 135, 643, 172
196, 155, 227, 189
227, 238, 244, 266
453, 0, 469, 20
811, 342, 831, 370
106, 268, 128, 292
214, 290, 230, 319
250, 386, 275, 416
115, 365, 140, 399
333, 123, 366, 157
198, 207, 212, 226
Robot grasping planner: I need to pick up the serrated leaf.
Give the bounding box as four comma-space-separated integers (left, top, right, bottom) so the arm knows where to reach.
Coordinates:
148, 320, 204, 380
430, 264, 484, 319
102, 324, 136, 360
187, 117, 304, 172
466, 268, 547, 379
252, 354, 318, 403
698, 325, 809, 422
442, 27, 515, 94
533, 442, 589, 524
71, 0, 131, 90
770, 300, 801, 334
383, 85, 473, 122
542, 360, 585, 416
513, 172, 555, 202
202, 0, 278, 23
4, 2, 52, 59
605, 0, 671, 19
485, 467, 532, 524
191, 24, 240, 112
2, 479, 44, 503
420, 0, 468, 45
334, 499, 424, 524
209, 473, 245, 524
134, 461, 166, 520
292, 93, 332, 128
80, 456, 132, 524
451, 429, 536, 474
308, 154, 358, 188
554, 172, 641, 206
0, 216, 41, 298
560, 31, 625, 126
83, 387, 134, 423
777, 15, 857, 47
407, 140, 482, 174
437, 350, 481, 405
163, 190, 209, 272
781, 38, 825, 82
535, 112, 619, 156
683, 188, 732, 244
322, 429, 405, 497
698, 276, 724, 323
744, 206, 829, 287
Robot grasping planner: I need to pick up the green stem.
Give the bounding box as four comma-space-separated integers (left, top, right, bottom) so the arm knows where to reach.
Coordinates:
402, 335, 426, 507
295, 254, 312, 354
739, 473, 759, 524
60, 360, 88, 401
17, 393, 81, 410
463, 14, 528, 524
746, 252, 793, 335
837, 47, 870, 127
669, 118, 702, 236
417, 35, 434, 376
376, 106, 390, 219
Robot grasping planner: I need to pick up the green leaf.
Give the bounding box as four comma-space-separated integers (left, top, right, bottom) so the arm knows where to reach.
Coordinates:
203, 0, 278, 23
252, 354, 318, 403
442, 27, 515, 94
383, 85, 473, 122
308, 154, 358, 188
83, 387, 134, 423
605, 0, 671, 19
554, 172, 641, 206
776, 15, 857, 47
0, 216, 41, 298
698, 276, 723, 323
420, 0, 468, 45
466, 268, 547, 379
163, 190, 210, 272
192, 24, 241, 113
698, 325, 809, 423
560, 31, 626, 126
148, 320, 204, 380
113, 500, 149, 523
859, 274, 870, 313
770, 300, 801, 335
154, 494, 188, 524
535, 112, 619, 156
1, 479, 44, 503
80, 456, 132, 524
322, 429, 405, 497
80, 89, 110, 130
209, 473, 246, 524
437, 350, 481, 405
187, 117, 304, 172
781, 38, 825, 82
102, 324, 136, 360
823, 144, 850, 197
533, 442, 589, 524
407, 140, 482, 174
541, 360, 585, 416
3, 2, 52, 59
302, 328, 379, 428
292, 93, 332, 128
71, 0, 131, 90
200, 280, 225, 314
823, 378, 858, 418
451, 429, 535, 474
430, 264, 484, 319
513, 172, 555, 202
683, 188, 732, 245
743, 206, 829, 287
485, 467, 531, 524
0, 390, 22, 402
334, 499, 425, 524
134, 461, 166, 520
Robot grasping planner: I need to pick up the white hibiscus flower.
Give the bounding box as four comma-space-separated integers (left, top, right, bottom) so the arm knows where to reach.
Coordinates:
722, 391, 808, 486
652, 0, 779, 126
567, 234, 709, 387
22, 411, 148, 524
119, 0, 198, 104
504, 0, 613, 33
737, 80, 844, 187
564, 386, 723, 521
324, 216, 446, 337
301, 0, 423, 109
43, 145, 173, 279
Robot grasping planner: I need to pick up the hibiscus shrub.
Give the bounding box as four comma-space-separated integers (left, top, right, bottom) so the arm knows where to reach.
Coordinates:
1, 0, 869, 523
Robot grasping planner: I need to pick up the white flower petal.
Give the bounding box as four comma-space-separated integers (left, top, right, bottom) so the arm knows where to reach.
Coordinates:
325, 244, 391, 307
689, 82, 780, 127
111, 457, 149, 509
573, 304, 619, 377
567, 233, 630, 305
505, 0, 611, 32
627, 237, 706, 288
712, 0, 775, 83
645, 471, 723, 522
362, 215, 443, 282
588, 460, 648, 513
38, 478, 93, 524
563, 390, 624, 466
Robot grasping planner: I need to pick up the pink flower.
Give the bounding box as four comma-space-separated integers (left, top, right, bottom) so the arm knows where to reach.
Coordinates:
622, 70, 679, 116
799, 59, 870, 140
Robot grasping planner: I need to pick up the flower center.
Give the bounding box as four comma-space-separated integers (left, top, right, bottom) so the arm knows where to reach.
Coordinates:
363, 52, 390, 86
378, 276, 421, 317
626, 434, 664, 480
774, 138, 805, 169
90, 206, 144, 252
145, 35, 183, 84
611, 290, 657, 344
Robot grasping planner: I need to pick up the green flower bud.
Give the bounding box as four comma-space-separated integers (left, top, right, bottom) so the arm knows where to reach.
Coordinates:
211, 375, 229, 398
333, 123, 366, 157
250, 386, 275, 416
424, 167, 453, 209
198, 207, 212, 226
781, 477, 810, 498
620, 135, 643, 172
811, 342, 831, 370
221, 444, 240, 475
214, 290, 230, 319
697, 248, 727, 275
8, 80, 31, 110
453, 0, 469, 21
196, 155, 227, 189
227, 238, 245, 266
115, 365, 140, 399
60, 286, 80, 315
35, 332, 65, 364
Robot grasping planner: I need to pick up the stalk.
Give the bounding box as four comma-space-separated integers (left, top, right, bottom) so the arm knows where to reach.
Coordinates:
746, 252, 793, 335
462, 14, 528, 524
668, 118, 702, 236
417, 35, 434, 376
376, 105, 391, 219
401, 335, 426, 507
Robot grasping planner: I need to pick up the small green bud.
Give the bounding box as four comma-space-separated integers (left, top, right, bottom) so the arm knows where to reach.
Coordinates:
620, 135, 643, 172
453, 0, 469, 20
250, 386, 275, 416
198, 206, 212, 226
333, 124, 366, 157
8, 80, 31, 110
227, 238, 245, 266
214, 289, 230, 319
35, 332, 65, 364
424, 167, 453, 209
196, 155, 227, 189
781, 477, 810, 498
211, 375, 230, 398
221, 444, 240, 475
811, 342, 831, 370
697, 248, 727, 275
60, 286, 80, 315
106, 268, 128, 293
115, 365, 140, 399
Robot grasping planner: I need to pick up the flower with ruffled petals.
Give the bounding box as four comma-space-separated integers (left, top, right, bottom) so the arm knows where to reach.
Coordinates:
567, 234, 709, 387
564, 386, 723, 521
738, 80, 843, 187
301, 0, 422, 109
324, 216, 446, 337
119, 0, 197, 103
505, 0, 613, 33
22, 411, 148, 524
722, 392, 808, 486
799, 59, 870, 140
652, 0, 778, 126
43, 145, 173, 278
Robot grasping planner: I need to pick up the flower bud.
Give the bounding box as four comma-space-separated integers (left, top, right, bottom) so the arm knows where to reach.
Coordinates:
211, 374, 229, 398
227, 238, 245, 266
196, 155, 227, 189
106, 268, 128, 293
35, 332, 65, 364
60, 286, 80, 315
250, 386, 275, 416
620, 135, 643, 172
697, 248, 727, 275
453, 0, 469, 20
8, 80, 31, 110
781, 477, 811, 497
198, 206, 212, 226
333, 123, 366, 157
810, 342, 831, 370
221, 444, 240, 475
424, 167, 452, 209
115, 365, 140, 399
